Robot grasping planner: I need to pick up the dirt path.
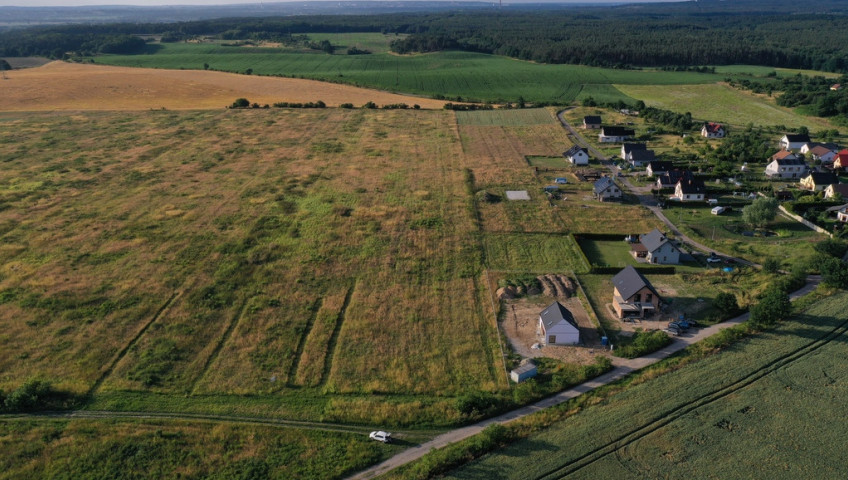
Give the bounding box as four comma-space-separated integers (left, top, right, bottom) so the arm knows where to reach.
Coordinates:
347, 275, 820, 480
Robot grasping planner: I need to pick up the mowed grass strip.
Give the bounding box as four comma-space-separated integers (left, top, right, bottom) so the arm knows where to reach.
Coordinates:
455, 108, 555, 126
484, 233, 588, 273
294, 289, 350, 387
444, 291, 848, 479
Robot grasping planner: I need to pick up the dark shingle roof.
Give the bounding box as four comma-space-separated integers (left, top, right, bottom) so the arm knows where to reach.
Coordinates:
677, 177, 706, 194
647, 160, 674, 172
630, 149, 656, 162
784, 133, 811, 143
622, 142, 647, 154
612, 266, 659, 301
583, 115, 602, 125
774, 157, 806, 167
593, 176, 618, 194
539, 301, 578, 330
602, 126, 635, 137
563, 145, 588, 158
639, 228, 672, 253
804, 171, 838, 186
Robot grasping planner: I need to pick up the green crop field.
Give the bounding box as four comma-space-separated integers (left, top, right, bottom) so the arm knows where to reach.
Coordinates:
615, 83, 835, 129
443, 291, 848, 480
91, 44, 724, 104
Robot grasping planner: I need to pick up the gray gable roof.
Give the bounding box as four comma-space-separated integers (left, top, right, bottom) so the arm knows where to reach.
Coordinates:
593, 176, 618, 194
612, 265, 659, 301
563, 145, 588, 158
539, 301, 578, 330
639, 228, 674, 253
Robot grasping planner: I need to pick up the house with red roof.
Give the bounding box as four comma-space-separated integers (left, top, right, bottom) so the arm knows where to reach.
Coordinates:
701, 122, 725, 139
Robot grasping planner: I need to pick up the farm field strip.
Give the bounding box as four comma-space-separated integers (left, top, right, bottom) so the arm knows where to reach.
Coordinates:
86, 291, 180, 397
189, 298, 251, 394
533, 317, 848, 480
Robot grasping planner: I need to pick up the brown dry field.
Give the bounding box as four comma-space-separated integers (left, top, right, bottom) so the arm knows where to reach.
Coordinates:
0, 61, 450, 111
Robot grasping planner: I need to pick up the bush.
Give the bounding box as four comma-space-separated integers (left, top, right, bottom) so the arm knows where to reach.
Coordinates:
814, 238, 848, 258
762, 257, 781, 273
715, 292, 740, 316
749, 286, 791, 328
1, 379, 78, 412
614, 330, 672, 358
230, 98, 250, 109
455, 391, 504, 417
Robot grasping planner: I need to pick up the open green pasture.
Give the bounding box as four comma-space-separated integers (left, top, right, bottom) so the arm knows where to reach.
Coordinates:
0, 108, 504, 425
444, 291, 848, 480
615, 83, 835, 129
576, 239, 638, 268
92, 44, 723, 103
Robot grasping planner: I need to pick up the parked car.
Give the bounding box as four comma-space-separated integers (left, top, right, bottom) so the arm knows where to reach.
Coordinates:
706, 253, 722, 263
369, 431, 392, 443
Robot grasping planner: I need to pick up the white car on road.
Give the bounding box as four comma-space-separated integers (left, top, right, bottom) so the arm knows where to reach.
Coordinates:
369, 431, 392, 443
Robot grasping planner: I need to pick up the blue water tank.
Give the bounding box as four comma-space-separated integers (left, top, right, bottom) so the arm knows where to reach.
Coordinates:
601, 336, 609, 346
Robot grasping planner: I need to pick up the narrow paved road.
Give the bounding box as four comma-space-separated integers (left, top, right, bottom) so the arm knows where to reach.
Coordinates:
349, 275, 820, 480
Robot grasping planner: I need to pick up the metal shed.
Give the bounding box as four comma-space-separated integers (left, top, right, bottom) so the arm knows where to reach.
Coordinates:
510, 361, 538, 383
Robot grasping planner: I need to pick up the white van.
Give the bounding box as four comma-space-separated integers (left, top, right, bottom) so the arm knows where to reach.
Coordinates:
711, 206, 726, 215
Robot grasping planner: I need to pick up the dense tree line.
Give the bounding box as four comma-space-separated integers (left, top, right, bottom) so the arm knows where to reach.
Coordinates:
3, 0, 848, 73
731, 74, 848, 121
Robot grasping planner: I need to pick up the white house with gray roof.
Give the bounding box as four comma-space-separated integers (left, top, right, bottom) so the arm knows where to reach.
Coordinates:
631, 228, 680, 264
538, 301, 580, 345
563, 145, 590, 165
593, 176, 622, 202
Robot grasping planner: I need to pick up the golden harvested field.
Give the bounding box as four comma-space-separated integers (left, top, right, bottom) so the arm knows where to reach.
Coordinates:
0, 108, 503, 418
0, 61, 450, 111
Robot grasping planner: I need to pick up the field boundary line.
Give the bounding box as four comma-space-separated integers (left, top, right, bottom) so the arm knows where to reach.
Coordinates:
86, 291, 180, 398
534, 317, 848, 480
189, 297, 250, 395
319, 284, 355, 386
289, 297, 323, 386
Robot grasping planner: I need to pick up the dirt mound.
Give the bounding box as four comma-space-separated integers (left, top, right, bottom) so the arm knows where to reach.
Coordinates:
497, 286, 518, 300
537, 274, 575, 298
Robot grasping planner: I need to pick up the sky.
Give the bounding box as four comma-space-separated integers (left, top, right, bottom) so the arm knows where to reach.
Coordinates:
1, 0, 660, 6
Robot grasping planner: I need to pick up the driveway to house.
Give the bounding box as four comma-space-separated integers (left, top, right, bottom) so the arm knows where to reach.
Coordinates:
555, 109, 756, 266
347, 275, 820, 480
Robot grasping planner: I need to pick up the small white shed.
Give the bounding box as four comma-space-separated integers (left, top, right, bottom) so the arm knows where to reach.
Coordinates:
539, 301, 580, 345
510, 362, 538, 383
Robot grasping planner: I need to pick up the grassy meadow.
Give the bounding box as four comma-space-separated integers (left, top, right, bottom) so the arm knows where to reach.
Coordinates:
0, 108, 505, 421
443, 291, 848, 480
0, 418, 393, 479
91, 43, 724, 104
615, 83, 835, 129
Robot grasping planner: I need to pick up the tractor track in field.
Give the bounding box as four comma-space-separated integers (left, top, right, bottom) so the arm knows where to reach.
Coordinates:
86, 291, 180, 398
189, 297, 251, 395
532, 316, 848, 480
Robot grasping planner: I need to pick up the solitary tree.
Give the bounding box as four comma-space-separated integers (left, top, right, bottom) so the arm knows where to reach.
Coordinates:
742, 196, 779, 229
749, 286, 791, 328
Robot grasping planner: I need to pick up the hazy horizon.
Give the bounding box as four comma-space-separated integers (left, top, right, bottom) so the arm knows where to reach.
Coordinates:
0, 0, 672, 6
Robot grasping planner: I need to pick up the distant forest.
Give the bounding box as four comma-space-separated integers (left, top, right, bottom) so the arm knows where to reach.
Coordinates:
2, 0, 848, 72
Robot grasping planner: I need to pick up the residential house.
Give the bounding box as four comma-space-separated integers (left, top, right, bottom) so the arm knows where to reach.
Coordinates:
538, 302, 580, 345
583, 115, 602, 129
628, 149, 656, 168
800, 171, 838, 191
621, 142, 647, 161
832, 84, 842, 91
838, 206, 848, 223
833, 149, 848, 171
673, 177, 706, 201
808, 145, 838, 164
765, 156, 807, 179
630, 228, 680, 264
825, 183, 848, 200
656, 169, 693, 190
611, 265, 661, 319
701, 122, 725, 138
593, 176, 623, 202
646, 160, 675, 177
780, 133, 811, 150
599, 126, 635, 143
563, 145, 590, 165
